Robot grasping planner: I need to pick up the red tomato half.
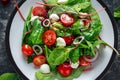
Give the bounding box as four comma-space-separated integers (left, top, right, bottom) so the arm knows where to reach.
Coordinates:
33, 55, 46, 67
58, 62, 72, 77
62, 36, 74, 45
42, 30, 56, 46
22, 44, 33, 56
60, 14, 74, 27
32, 6, 47, 17
79, 56, 91, 66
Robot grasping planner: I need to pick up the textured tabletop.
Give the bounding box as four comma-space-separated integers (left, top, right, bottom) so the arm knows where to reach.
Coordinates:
0, 0, 120, 80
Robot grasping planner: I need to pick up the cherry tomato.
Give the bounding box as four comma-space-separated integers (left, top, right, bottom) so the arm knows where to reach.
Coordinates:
58, 62, 72, 77
79, 56, 91, 66
62, 36, 74, 45
22, 44, 33, 56
33, 55, 46, 67
1, 0, 9, 5
32, 6, 47, 17
83, 19, 92, 26
42, 30, 56, 46
60, 14, 74, 27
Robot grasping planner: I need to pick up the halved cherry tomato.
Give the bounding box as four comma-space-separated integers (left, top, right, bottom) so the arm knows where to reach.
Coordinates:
42, 30, 56, 46
60, 14, 74, 27
58, 62, 72, 77
22, 44, 33, 56
32, 6, 47, 17
33, 55, 46, 67
79, 56, 91, 66
62, 36, 74, 45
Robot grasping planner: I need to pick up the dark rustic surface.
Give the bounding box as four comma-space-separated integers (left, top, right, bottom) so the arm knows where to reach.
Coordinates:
0, 0, 120, 80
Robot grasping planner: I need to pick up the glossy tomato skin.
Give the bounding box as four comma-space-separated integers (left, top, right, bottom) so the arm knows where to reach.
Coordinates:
32, 6, 47, 18
22, 44, 33, 56
62, 36, 74, 45
33, 55, 46, 67
58, 62, 72, 77
60, 14, 74, 27
79, 56, 91, 66
1, 0, 10, 5
42, 30, 56, 46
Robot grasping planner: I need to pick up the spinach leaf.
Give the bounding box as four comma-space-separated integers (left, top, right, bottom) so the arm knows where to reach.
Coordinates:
44, 46, 72, 69
66, 0, 90, 6
0, 73, 19, 80
47, 0, 58, 4
82, 7, 102, 40
35, 71, 56, 80
114, 6, 120, 18
69, 47, 82, 63
48, 5, 77, 15
48, 47, 71, 65
28, 19, 44, 45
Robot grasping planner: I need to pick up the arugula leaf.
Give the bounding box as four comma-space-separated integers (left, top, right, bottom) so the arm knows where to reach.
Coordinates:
114, 6, 120, 18
35, 71, 56, 80
0, 73, 19, 80
26, 6, 33, 21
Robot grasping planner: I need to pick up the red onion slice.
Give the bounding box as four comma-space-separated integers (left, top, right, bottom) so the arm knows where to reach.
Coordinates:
83, 48, 99, 62
32, 45, 43, 55
42, 19, 51, 28
73, 36, 84, 45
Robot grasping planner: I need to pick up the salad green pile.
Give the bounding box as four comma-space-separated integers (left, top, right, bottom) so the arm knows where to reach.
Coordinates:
21, 0, 119, 80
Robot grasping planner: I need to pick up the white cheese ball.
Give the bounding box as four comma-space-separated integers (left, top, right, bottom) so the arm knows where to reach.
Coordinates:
39, 64, 50, 73
70, 61, 79, 69
57, 0, 68, 4
56, 37, 66, 47
49, 14, 59, 23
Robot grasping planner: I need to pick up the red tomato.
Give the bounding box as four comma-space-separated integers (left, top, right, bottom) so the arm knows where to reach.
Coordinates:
32, 6, 47, 17
22, 44, 33, 56
33, 55, 46, 66
79, 56, 91, 66
42, 30, 56, 46
62, 36, 74, 45
1, 0, 9, 5
60, 14, 74, 27
58, 62, 72, 77
83, 19, 92, 26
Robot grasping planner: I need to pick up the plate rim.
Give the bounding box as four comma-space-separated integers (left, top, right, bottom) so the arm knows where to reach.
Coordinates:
5, 0, 118, 80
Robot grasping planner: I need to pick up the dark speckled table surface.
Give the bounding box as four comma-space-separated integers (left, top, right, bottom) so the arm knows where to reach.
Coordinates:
0, 0, 120, 80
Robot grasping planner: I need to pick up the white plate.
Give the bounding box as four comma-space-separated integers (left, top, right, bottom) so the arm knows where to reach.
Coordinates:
5, 0, 118, 80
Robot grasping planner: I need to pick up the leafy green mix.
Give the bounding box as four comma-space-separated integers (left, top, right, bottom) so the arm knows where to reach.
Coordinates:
114, 6, 120, 18
22, 0, 106, 80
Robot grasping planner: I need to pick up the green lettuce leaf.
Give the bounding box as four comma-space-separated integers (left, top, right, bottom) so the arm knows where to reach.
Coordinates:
35, 71, 56, 80
0, 73, 19, 80
114, 6, 120, 18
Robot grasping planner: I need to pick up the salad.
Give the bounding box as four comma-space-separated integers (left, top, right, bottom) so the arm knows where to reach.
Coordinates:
19, 0, 119, 80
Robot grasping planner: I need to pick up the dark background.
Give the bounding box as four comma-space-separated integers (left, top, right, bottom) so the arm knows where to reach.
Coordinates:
0, 0, 120, 80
